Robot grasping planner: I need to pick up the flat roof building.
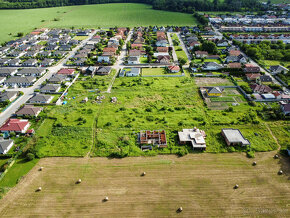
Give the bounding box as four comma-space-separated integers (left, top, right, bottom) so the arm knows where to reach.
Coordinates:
221, 128, 250, 146
178, 128, 206, 150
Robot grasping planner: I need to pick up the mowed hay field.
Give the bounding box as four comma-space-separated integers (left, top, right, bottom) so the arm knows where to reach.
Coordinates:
0, 153, 289, 217
0, 3, 197, 44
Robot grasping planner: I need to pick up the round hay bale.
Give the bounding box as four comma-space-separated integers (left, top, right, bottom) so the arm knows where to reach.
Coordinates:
39, 167, 44, 171
37, 187, 42, 192
234, 184, 239, 189
274, 154, 279, 159
142, 172, 146, 176
278, 170, 283, 175
252, 161, 257, 166
178, 207, 183, 212
76, 179, 82, 184
104, 196, 109, 201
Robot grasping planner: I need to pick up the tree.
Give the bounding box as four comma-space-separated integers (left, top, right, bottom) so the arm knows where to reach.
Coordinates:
201, 41, 218, 54
26, 153, 35, 161
178, 57, 187, 66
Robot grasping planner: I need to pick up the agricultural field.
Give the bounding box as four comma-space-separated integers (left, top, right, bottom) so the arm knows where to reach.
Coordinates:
0, 3, 198, 44
0, 153, 289, 217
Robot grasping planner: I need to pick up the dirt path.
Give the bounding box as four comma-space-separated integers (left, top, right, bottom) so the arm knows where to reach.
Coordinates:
265, 123, 281, 151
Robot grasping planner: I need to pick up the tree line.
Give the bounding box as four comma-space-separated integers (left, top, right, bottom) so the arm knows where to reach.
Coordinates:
0, 0, 262, 12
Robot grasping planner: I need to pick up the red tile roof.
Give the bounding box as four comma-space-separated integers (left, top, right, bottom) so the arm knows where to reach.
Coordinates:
0, 119, 30, 132
168, 65, 180, 72
57, 68, 75, 75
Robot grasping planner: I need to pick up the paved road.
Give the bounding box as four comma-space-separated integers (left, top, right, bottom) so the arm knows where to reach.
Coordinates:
106, 30, 133, 93
0, 30, 97, 126
176, 32, 191, 67
166, 33, 178, 64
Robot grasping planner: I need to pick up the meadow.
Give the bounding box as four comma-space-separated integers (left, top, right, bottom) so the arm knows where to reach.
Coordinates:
0, 153, 289, 217
24, 74, 283, 158
0, 3, 198, 44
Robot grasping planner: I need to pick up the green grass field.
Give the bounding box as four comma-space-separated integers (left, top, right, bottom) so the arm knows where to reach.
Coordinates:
0, 3, 198, 44
141, 67, 181, 76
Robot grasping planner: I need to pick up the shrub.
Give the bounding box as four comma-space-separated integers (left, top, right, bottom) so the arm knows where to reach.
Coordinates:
246, 150, 255, 158
146, 116, 154, 121
176, 148, 188, 157
26, 153, 35, 161
145, 107, 152, 112
105, 122, 112, 127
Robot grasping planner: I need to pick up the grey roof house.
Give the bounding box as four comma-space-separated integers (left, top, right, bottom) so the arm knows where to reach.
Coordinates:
28, 94, 53, 104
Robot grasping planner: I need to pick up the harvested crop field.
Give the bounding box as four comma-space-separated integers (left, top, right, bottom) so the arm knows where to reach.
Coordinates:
0, 153, 289, 217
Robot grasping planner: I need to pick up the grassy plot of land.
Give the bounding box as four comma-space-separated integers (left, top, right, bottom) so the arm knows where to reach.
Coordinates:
174, 46, 189, 63
0, 154, 289, 217
0, 158, 39, 188
141, 67, 181, 76
0, 3, 198, 44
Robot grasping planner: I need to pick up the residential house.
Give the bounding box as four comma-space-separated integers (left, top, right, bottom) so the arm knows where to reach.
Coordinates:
269, 65, 289, 75
126, 68, 140, 77
280, 103, 290, 116
228, 63, 242, 69
206, 87, 224, 97
156, 40, 167, 47
0, 91, 18, 102
15, 105, 43, 117
0, 118, 30, 134
168, 65, 180, 73
85, 66, 96, 76
96, 66, 111, 75
217, 40, 229, 47
0, 68, 17, 77
128, 56, 139, 65
16, 68, 46, 77
7, 59, 21, 67
57, 68, 75, 76
58, 45, 72, 51
250, 84, 272, 93
28, 94, 53, 104
246, 73, 261, 81
40, 59, 54, 67
202, 62, 223, 71
22, 59, 38, 67
139, 130, 167, 149
157, 55, 170, 64
188, 41, 200, 50
131, 44, 143, 50
243, 64, 260, 73
0, 58, 10, 66
129, 49, 142, 57
98, 55, 110, 63
4, 76, 36, 88
48, 75, 66, 83
195, 51, 208, 58
0, 139, 14, 154
178, 128, 206, 150
229, 50, 241, 56
221, 128, 250, 146
40, 84, 61, 93
156, 47, 168, 53
24, 51, 38, 58
258, 75, 273, 84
